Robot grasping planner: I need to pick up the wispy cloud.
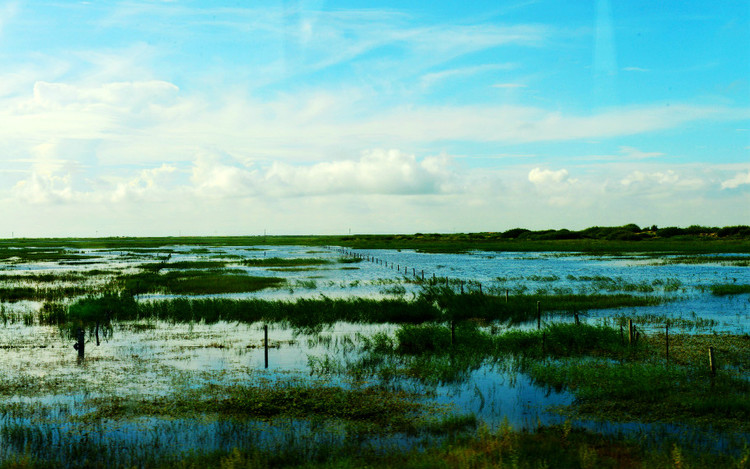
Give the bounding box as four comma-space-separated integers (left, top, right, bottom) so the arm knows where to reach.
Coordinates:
421, 63, 516, 88
721, 171, 750, 189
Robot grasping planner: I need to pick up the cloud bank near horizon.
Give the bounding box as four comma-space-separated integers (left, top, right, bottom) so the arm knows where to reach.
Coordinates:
0, 1, 748, 236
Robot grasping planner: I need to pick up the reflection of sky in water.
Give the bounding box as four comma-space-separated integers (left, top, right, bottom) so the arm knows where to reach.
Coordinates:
0, 246, 748, 463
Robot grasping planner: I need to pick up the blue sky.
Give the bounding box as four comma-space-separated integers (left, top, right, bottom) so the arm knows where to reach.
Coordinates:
0, 0, 748, 236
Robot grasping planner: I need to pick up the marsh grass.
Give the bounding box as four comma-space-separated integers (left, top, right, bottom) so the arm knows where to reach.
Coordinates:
1, 421, 746, 469
422, 286, 667, 324
659, 255, 750, 266
139, 260, 229, 271
332, 322, 750, 431
0, 247, 97, 263
605, 313, 721, 333
529, 360, 750, 431
0, 285, 92, 302
241, 257, 332, 267
76, 384, 430, 434
117, 271, 284, 295
132, 297, 441, 326
709, 284, 750, 296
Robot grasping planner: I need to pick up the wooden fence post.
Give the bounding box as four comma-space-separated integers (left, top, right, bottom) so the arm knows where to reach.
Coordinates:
505, 290, 509, 302
536, 301, 541, 330
264, 324, 269, 369
709, 346, 716, 376
665, 321, 670, 364
628, 319, 634, 345
74, 327, 85, 359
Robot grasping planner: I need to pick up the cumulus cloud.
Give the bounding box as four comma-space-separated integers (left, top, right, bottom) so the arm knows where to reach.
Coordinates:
264, 149, 450, 196
13, 172, 77, 204
528, 167, 570, 185
111, 164, 178, 202
721, 171, 750, 189
191, 154, 258, 198
620, 169, 704, 190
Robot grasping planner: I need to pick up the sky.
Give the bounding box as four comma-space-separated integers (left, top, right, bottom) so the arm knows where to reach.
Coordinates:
1, 0, 749, 237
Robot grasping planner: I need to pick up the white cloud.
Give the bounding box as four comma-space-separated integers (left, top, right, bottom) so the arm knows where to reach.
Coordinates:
32, 80, 178, 110
619, 146, 664, 159
721, 171, 750, 189
528, 167, 570, 185
13, 171, 77, 204
191, 154, 258, 198
265, 149, 451, 196
620, 169, 705, 190
111, 164, 178, 202
420, 63, 516, 88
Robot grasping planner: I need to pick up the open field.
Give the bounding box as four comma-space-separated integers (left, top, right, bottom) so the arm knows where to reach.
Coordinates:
0, 234, 747, 468
2, 224, 750, 254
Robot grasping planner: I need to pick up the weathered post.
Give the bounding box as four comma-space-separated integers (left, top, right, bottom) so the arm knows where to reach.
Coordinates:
505, 290, 509, 303
421, 270, 424, 281
74, 327, 85, 359
708, 346, 716, 376
665, 321, 670, 364
628, 319, 634, 345
536, 301, 541, 330
264, 324, 269, 369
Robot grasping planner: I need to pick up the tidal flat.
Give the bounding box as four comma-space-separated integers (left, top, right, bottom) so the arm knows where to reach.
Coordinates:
0, 241, 747, 468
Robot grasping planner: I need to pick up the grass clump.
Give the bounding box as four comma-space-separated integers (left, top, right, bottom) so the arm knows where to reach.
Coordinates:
709, 284, 750, 296
78, 384, 428, 434
241, 257, 332, 267
118, 271, 284, 295
133, 296, 441, 326
529, 360, 750, 430
139, 260, 229, 271
421, 285, 667, 324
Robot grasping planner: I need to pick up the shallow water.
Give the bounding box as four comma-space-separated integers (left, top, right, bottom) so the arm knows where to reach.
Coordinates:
0, 245, 747, 465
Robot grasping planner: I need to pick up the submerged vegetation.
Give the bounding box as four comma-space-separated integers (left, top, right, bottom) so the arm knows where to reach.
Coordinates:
0, 236, 747, 467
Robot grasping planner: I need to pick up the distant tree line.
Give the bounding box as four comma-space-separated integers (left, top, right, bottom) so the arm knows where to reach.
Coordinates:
493, 224, 750, 241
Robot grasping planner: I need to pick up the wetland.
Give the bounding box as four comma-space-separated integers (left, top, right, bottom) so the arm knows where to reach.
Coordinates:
0, 233, 748, 468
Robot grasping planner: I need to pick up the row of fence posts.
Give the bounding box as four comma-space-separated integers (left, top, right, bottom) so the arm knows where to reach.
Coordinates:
620, 318, 717, 377
331, 246, 722, 377
333, 247, 498, 298
69, 247, 721, 377
72, 322, 272, 369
